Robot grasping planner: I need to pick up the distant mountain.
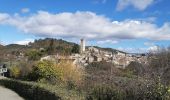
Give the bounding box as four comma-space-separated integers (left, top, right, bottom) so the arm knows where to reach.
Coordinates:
0, 44, 4, 48
5, 44, 25, 49
1, 44, 26, 54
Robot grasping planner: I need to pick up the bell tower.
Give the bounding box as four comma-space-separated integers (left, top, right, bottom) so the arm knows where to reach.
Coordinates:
80, 38, 85, 53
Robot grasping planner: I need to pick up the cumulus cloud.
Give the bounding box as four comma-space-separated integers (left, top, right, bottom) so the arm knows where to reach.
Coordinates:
0, 11, 170, 43
117, 47, 148, 53
116, 0, 154, 11
0, 13, 10, 23
14, 39, 34, 45
117, 46, 160, 53
144, 42, 160, 53
148, 45, 160, 53
21, 8, 30, 13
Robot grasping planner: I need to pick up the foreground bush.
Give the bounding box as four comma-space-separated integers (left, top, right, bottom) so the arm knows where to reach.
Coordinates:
85, 77, 170, 100
0, 78, 85, 100
86, 85, 124, 100
28, 60, 84, 88
28, 60, 62, 82
9, 66, 21, 78
0, 78, 60, 100
84, 61, 170, 100
55, 61, 84, 88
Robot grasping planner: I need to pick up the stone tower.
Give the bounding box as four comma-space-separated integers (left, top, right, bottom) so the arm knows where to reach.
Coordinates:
80, 38, 85, 53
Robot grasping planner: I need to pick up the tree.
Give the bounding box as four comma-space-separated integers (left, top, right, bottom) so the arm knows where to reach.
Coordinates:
25, 49, 42, 61
47, 39, 55, 55
71, 44, 80, 53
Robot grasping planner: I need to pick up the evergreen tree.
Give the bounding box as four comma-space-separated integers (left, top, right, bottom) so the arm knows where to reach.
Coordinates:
71, 44, 80, 53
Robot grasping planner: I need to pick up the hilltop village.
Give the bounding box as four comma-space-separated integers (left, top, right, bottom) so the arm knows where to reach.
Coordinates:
1, 38, 170, 100
41, 39, 148, 68
0, 38, 148, 76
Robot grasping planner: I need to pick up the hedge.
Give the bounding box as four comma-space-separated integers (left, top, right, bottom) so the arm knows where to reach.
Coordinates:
0, 78, 61, 100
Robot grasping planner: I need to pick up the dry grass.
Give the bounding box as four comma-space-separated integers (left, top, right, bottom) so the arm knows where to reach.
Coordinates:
55, 60, 84, 86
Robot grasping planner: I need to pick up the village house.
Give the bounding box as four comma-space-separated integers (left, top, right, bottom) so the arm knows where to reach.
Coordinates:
39, 39, 148, 68
0, 64, 7, 76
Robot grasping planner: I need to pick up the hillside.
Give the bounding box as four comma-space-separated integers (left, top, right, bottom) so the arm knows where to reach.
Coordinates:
0, 38, 80, 60
28, 38, 80, 55
0, 44, 4, 47
0, 38, 129, 62
29, 38, 76, 49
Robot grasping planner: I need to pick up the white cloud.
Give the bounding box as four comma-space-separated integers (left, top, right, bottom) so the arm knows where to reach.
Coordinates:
0, 11, 170, 41
117, 47, 148, 53
116, 0, 154, 11
148, 45, 160, 52
0, 41, 6, 46
97, 40, 118, 44
136, 17, 157, 23
0, 13, 10, 23
14, 39, 34, 45
21, 8, 30, 13
144, 42, 155, 46
117, 45, 160, 53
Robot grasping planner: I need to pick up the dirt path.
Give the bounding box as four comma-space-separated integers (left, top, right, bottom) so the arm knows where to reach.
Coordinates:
0, 86, 24, 100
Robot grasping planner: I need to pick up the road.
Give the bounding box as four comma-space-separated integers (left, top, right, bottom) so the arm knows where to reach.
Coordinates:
0, 86, 24, 100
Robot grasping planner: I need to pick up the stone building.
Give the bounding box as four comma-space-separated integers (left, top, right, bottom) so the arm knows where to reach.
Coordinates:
0, 64, 7, 76
80, 39, 85, 53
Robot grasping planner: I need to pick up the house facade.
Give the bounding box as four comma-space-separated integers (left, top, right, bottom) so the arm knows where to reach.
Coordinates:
0, 64, 7, 76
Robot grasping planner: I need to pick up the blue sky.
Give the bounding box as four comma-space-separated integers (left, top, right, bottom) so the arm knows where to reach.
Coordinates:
0, 0, 170, 53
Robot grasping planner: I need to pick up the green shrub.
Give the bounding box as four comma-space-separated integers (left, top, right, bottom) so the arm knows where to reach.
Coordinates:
0, 78, 85, 100
25, 49, 43, 61
0, 79, 60, 100
9, 66, 21, 78
86, 85, 124, 100
28, 60, 62, 83
29, 60, 84, 88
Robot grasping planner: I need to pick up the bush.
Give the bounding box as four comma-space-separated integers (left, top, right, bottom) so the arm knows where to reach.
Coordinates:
124, 61, 145, 76
84, 60, 170, 100
28, 60, 62, 83
9, 66, 21, 78
0, 78, 61, 100
25, 49, 43, 61
85, 77, 170, 100
86, 85, 124, 100
148, 48, 170, 85
28, 60, 84, 88
55, 61, 84, 88
18, 61, 34, 79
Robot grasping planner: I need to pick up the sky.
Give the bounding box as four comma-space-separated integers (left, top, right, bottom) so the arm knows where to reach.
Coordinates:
0, 0, 170, 53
